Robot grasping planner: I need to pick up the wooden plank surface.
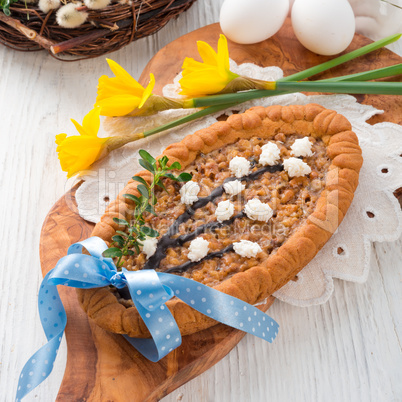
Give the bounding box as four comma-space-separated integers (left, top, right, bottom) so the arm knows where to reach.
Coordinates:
1, 1, 401, 401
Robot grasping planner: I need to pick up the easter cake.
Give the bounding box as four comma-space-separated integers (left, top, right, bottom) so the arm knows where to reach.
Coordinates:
77, 103, 362, 338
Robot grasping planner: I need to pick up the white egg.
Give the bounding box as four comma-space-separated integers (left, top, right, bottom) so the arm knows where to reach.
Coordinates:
291, 0, 355, 56
220, 0, 289, 45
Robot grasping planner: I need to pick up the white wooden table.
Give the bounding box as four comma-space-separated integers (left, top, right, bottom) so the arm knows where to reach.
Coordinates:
0, 1, 401, 401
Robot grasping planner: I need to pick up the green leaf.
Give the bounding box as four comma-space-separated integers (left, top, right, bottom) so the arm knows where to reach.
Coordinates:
139, 159, 155, 173
176, 172, 192, 182
139, 149, 157, 165
113, 217, 128, 226
103, 247, 123, 258
136, 215, 145, 226
126, 249, 135, 256
112, 235, 125, 245
158, 155, 169, 168
133, 243, 141, 254
124, 193, 141, 205
163, 172, 191, 182
112, 235, 124, 243
155, 179, 168, 193
145, 204, 157, 216
116, 230, 128, 237
137, 184, 149, 199
163, 172, 177, 181
141, 226, 159, 237
168, 161, 181, 170
129, 226, 139, 235
131, 176, 149, 187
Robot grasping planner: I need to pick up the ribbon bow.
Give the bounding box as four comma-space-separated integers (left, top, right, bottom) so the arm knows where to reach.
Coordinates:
16, 237, 279, 401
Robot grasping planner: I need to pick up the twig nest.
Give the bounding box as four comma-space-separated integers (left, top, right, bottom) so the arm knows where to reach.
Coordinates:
84, 0, 111, 10
56, 2, 88, 29
38, 0, 61, 14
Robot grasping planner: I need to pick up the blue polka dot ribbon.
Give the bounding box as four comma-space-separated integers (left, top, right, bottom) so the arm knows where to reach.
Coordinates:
16, 236, 279, 401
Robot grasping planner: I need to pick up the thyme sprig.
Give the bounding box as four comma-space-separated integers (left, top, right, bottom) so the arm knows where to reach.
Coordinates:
103, 150, 192, 268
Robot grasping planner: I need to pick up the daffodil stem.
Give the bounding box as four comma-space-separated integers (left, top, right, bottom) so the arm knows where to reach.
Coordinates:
106, 132, 145, 151
279, 33, 402, 82
276, 81, 402, 94
317, 63, 402, 82
135, 65, 402, 142
143, 103, 241, 138
127, 34, 402, 118
190, 62, 402, 108
216, 76, 276, 94
140, 68, 401, 139
106, 34, 402, 148
191, 81, 402, 108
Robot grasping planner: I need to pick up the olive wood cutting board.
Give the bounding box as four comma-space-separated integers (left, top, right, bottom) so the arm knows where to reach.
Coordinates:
39, 19, 402, 401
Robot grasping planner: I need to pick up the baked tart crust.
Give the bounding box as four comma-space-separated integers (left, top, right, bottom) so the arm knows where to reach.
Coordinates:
77, 104, 363, 338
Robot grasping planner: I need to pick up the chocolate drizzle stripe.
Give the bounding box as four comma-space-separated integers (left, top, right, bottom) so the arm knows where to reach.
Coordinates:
164, 245, 235, 274
176, 212, 245, 246
143, 163, 284, 272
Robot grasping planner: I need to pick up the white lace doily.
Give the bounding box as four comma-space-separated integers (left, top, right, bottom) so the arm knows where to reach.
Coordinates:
76, 61, 402, 307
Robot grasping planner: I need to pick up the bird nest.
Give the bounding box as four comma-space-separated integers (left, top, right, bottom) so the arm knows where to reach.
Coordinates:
0, 0, 197, 60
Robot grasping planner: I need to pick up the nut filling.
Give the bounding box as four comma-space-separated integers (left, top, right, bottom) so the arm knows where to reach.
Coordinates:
78, 104, 362, 339
122, 134, 330, 288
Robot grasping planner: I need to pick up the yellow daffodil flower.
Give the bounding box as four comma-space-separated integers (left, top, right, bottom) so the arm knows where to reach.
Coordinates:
56, 107, 110, 178
95, 59, 156, 117
179, 34, 239, 96
56, 107, 147, 177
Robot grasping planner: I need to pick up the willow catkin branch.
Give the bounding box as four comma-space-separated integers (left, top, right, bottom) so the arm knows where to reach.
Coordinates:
0, 11, 55, 49
51, 0, 195, 54
51, 18, 132, 54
